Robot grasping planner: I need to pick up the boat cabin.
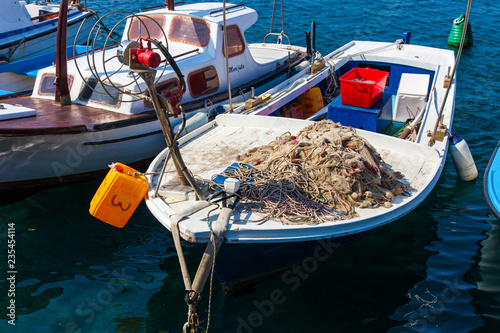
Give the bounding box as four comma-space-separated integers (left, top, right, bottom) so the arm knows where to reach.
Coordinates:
31, 2, 305, 116
0, 1, 59, 35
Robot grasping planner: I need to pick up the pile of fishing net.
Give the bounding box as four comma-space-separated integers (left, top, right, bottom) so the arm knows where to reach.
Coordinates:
210, 120, 409, 225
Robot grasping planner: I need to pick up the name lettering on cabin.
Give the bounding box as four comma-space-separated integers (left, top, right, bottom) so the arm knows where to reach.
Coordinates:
229, 64, 245, 73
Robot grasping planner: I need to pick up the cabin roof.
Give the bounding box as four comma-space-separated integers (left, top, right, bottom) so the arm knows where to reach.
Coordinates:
154, 2, 258, 31
0, 1, 33, 33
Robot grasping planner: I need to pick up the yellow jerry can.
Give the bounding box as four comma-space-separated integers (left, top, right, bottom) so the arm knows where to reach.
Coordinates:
299, 87, 324, 118
89, 163, 148, 228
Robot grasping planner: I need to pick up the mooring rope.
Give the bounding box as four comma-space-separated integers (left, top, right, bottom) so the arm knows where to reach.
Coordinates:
209, 120, 409, 224
429, 0, 473, 147
203, 205, 219, 333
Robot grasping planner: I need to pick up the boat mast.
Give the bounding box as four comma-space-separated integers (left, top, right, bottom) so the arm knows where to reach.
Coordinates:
55, 0, 71, 106
223, 0, 233, 111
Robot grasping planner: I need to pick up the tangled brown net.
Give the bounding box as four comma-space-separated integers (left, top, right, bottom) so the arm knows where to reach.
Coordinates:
209, 120, 409, 225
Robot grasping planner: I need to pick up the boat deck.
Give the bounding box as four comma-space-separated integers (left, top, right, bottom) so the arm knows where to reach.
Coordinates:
0, 96, 155, 135
147, 115, 442, 243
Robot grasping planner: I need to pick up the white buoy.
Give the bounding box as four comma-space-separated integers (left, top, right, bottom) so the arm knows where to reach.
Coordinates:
449, 134, 478, 181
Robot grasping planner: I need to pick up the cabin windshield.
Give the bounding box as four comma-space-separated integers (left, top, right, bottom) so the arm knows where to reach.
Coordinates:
79, 78, 121, 108
128, 14, 166, 40
168, 16, 210, 47
222, 25, 245, 58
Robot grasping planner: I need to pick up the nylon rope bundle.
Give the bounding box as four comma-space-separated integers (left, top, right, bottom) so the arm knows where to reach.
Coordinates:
209, 120, 409, 225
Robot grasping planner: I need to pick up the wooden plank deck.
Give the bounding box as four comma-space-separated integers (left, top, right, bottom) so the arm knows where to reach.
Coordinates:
0, 96, 156, 135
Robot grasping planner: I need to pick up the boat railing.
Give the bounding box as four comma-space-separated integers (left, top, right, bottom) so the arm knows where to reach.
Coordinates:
172, 48, 200, 59
262, 0, 290, 45
139, 1, 186, 12
209, 3, 245, 16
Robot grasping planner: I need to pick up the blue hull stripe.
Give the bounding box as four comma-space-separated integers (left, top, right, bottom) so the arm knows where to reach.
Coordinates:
0, 11, 91, 46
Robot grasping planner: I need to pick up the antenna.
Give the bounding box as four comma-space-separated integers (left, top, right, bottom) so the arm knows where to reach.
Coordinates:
311, 21, 316, 52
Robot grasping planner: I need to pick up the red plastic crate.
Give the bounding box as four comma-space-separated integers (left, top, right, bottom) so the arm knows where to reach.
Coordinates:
339, 68, 389, 108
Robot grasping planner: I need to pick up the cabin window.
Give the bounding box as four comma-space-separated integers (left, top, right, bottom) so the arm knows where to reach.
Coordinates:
38, 10, 58, 22
187, 66, 219, 98
128, 15, 166, 40
169, 16, 210, 47
78, 78, 121, 107
144, 78, 182, 109
38, 73, 74, 96
222, 25, 245, 58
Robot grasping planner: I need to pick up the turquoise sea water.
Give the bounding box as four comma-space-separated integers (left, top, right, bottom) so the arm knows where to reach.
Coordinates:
1, 0, 500, 332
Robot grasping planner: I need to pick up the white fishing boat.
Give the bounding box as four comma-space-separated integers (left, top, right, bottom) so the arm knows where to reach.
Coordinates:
142, 35, 476, 298
0, 0, 94, 64
0, 1, 308, 204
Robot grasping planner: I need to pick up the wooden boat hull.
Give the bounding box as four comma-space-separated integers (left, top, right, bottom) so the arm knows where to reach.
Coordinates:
0, 2, 309, 203
0, 65, 303, 203
0, 118, 163, 204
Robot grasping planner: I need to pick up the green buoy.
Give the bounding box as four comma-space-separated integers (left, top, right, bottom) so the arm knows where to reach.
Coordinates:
448, 14, 473, 47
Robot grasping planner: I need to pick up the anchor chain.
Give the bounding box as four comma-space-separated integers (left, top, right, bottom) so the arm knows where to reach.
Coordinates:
183, 293, 201, 333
